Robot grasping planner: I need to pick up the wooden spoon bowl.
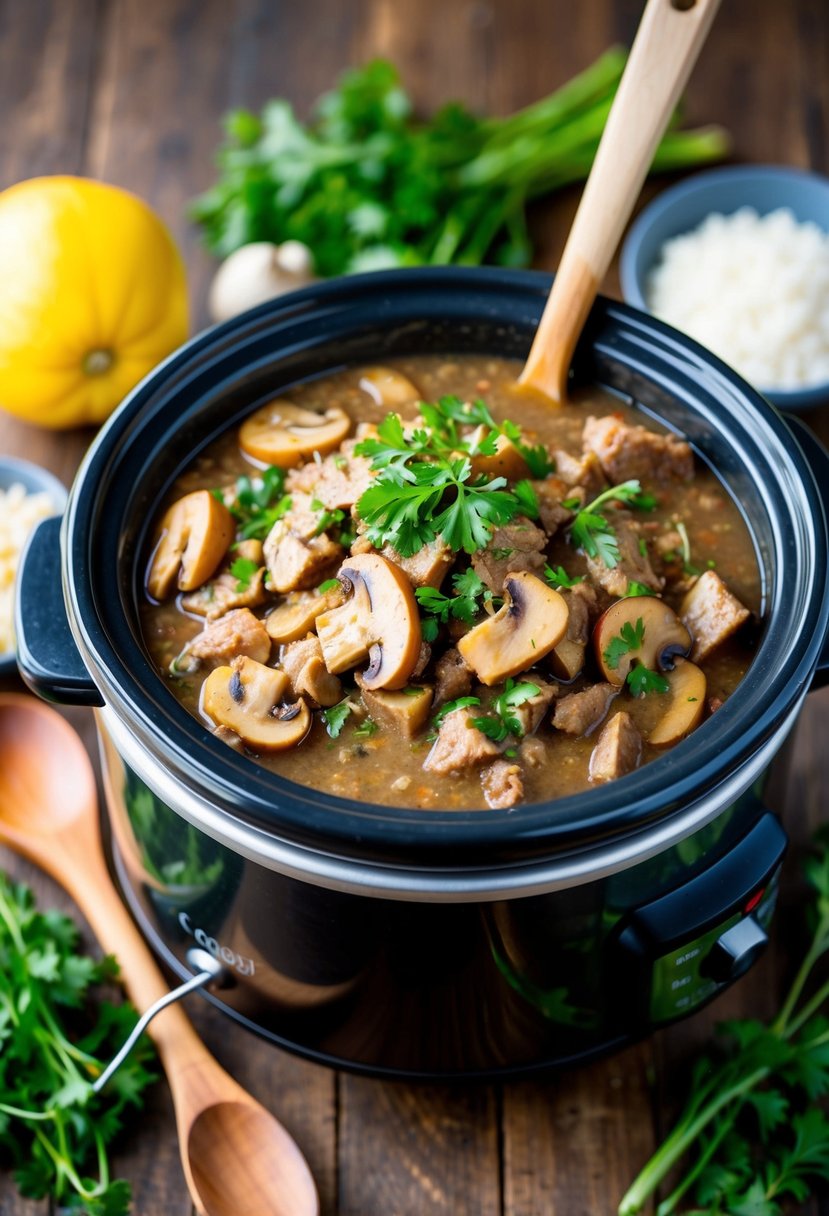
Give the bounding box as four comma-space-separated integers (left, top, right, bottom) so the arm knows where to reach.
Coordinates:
0, 692, 318, 1216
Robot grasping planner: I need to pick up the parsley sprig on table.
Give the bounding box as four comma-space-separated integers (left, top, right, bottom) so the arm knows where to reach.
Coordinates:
0, 874, 155, 1216
568, 480, 657, 568
354, 399, 540, 556
620, 837, 829, 1216
415, 568, 501, 641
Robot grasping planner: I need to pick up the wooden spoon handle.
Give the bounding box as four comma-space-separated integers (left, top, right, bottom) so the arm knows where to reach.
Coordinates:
58, 837, 215, 1080
519, 0, 722, 401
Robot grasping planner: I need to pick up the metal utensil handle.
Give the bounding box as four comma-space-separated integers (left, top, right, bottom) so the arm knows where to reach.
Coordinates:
92, 948, 224, 1093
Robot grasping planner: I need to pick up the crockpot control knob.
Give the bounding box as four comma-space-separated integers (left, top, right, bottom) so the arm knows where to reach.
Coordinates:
702, 916, 768, 984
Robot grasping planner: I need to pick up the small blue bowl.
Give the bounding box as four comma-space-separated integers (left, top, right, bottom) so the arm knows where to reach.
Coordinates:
620, 165, 829, 411
0, 457, 68, 675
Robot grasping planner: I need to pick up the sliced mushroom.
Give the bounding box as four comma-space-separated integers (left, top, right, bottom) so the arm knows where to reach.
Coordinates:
147, 490, 235, 601
457, 572, 569, 685
316, 553, 422, 690
358, 366, 420, 408
239, 400, 351, 467
201, 657, 311, 751
265, 585, 346, 644
465, 429, 531, 481
648, 660, 707, 746
359, 685, 433, 739
593, 596, 692, 685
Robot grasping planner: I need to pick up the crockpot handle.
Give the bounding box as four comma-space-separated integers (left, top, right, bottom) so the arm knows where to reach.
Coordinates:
15, 516, 104, 706
785, 414, 829, 689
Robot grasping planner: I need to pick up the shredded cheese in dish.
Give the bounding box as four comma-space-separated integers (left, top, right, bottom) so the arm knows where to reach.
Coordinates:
646, 207, 829, 392
0, 483, 56, 656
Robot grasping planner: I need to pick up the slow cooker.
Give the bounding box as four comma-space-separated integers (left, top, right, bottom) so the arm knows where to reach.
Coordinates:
16, 268, 829, 1079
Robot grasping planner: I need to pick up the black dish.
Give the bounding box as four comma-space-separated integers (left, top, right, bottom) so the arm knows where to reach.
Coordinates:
15, 268, 829, 1076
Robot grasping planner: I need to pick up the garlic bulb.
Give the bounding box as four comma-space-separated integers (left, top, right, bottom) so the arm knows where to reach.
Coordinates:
208, 241, 316, 322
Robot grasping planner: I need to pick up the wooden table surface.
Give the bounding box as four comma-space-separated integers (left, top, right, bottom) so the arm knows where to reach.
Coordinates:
1, 1, 828, 1213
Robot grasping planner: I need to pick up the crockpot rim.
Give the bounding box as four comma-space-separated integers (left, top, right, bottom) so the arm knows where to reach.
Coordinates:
62, 267, 829, 867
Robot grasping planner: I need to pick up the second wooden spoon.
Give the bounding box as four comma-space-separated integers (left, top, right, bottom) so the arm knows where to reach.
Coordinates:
519, 0, 721, 403
0, 693, 318, 1216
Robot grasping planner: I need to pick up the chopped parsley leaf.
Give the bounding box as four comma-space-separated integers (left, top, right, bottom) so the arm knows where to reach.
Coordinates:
354, 718, 379, 739
544, 563, 583, 590
625, 580, 652, 598
416, 568, 500, 631
472, 678, 541, 742
626, 662, 669, 697
322, 700, 353, 738
433, 695, 482, 729
603, 617, 645, 671
318, 578, 341, 594
230, 556, 260, 591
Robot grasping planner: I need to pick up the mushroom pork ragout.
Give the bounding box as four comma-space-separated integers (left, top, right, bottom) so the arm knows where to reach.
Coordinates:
141, 355, 760, 811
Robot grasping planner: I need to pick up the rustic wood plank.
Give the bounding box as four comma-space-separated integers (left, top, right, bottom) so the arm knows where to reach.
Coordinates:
0, 0, 102, 189
503, 1044, 656, 1216
1, 2, 828, 1215
338, 1078, 501, 1216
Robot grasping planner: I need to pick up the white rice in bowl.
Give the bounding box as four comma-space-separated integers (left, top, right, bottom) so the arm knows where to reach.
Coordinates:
646, 207, 829, 392
0, 483, 57, 656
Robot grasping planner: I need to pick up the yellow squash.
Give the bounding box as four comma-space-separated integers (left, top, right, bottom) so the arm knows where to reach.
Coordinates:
0, 176, 188, 429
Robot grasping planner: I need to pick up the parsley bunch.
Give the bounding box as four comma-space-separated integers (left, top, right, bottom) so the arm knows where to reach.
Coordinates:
191, 55, 728, 274
0, 875, 155, 1215
620, 838, 829, 1216
354, 400, 540, 557
568, 480, 657, 568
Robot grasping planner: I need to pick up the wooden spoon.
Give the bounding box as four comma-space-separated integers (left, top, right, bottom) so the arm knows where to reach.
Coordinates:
0, 693, 319, 1216
519, 0, 722, 403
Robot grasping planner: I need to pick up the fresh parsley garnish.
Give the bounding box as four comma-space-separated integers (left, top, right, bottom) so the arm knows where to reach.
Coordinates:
415, 568, 501, 633
0, 874, 155, 1215
624, 581, 652, 598
500, 419, 555, 478
322, 700, 353, 738
544, 564, 583, 590
311, 497, 345, 535
318, 578, 341, 594
355, 402, 541, 556
568, 480, 655, 569
626, 661, 669, 697
433, 695, 482, 729
219, 466, 292, 540
603, 617, 645, 671
620, 838, 829, 1216
230, 556, 260, 591
354, 718, 380, 739
471, 678, 541, 742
